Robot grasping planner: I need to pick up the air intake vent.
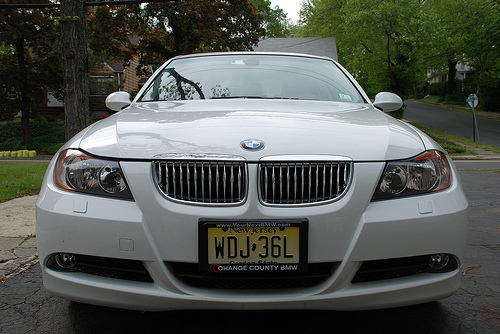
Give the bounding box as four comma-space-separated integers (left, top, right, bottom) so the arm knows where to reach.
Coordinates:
154, 159, 247, 205
259, 161, 352, 205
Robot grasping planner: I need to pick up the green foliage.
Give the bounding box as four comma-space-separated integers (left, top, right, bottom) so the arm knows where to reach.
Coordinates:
426, 0, 500, 112
426, 133, 467, 154
0, 120, 65, 154
410, 121, 500, 155
425, 75, 498, 110
0, 163, 49, 202
479, 73, 500, 112
250, 0, 291, 37
88, 0, 265, 76
53, 15, 81, 27
428, 82, 447, 97
298, 0, 500, 112
298, 0, 431, 101
0, 1, 63, 143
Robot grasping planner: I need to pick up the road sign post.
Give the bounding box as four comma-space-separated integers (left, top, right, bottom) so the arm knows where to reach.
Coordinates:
466, 94, 480, 143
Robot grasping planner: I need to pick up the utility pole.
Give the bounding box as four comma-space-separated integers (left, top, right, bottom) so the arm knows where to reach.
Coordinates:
60, 0, 89, 141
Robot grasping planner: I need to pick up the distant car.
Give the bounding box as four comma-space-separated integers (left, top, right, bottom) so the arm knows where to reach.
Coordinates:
36, 52, 468, 311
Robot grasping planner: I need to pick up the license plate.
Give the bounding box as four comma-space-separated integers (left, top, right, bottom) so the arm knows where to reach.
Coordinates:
199, 220, 308, 274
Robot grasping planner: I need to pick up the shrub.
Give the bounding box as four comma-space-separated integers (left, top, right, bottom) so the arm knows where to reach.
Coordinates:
428, 82, 447, 97
0, 120, 65, 154
478, 75, 500, 112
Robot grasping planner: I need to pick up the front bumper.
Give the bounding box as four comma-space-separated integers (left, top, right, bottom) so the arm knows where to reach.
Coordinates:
36, 161, 469, 311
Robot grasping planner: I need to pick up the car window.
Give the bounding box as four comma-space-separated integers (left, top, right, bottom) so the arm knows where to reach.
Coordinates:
140, 55, 365, 103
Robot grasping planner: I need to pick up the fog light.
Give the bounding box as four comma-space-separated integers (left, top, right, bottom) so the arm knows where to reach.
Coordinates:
429, 254, 449, 270
55, 253, 76, 269
99, 165, 127, 193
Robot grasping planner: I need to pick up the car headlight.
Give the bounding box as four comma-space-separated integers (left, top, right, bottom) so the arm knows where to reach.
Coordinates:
372, 150, 451, 201
54, 149, 134, 200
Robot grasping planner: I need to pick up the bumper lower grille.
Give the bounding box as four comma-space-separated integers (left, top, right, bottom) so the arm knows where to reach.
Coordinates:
154, 159, 247, 204
259, 161, 352, 205
46, 254, 153, 283
351, 255, 459, 283
168, 262, 337, 289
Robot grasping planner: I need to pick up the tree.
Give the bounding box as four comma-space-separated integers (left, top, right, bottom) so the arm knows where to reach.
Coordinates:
458, 0, 500, 111
250, 0, 291, 37
88, 0, 265, 76
424, 0, 490, 102
299, 0, 500, 111
0, 0, 62, 145
60, 0, 89, 140
1, 0, 266, 145
298, 0, 431, 101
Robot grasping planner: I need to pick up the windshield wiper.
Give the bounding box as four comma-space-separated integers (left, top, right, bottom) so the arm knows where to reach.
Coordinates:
211, 96, 264, 99
164, 68, 205, 100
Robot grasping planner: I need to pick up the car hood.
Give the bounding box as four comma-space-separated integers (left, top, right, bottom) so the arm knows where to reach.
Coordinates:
78, 99, 425, 161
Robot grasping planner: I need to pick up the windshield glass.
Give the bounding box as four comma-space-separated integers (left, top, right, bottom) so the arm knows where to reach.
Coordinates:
140, 54, 365, 103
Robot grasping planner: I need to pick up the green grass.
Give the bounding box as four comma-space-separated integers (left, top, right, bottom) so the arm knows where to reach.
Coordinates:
418, 96, 477, 114
420, 95, 442, 104
0, 163, 49, 202
409, 122, 500, 154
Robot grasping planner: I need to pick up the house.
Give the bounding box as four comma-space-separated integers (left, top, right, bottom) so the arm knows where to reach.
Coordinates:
427, 62, 474, 84
253, 37, 338, 61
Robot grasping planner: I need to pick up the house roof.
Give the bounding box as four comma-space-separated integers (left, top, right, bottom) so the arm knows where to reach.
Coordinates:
105, 62, 125, 73
253, 37, 337, 61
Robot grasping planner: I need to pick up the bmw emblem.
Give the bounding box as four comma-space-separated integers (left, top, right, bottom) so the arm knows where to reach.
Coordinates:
241, 139, 265, 151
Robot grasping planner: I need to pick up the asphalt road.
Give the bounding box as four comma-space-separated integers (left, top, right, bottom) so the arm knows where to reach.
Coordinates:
454, 159, 500, 169
405, 100, 500, 149
1, 170, 499, 333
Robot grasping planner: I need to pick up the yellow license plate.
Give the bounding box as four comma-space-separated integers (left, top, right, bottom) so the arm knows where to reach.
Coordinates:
199, 220, 308, 273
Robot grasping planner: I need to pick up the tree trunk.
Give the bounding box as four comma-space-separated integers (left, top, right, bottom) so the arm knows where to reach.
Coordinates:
16, 38, 32, 146
476, 53, 487, 98
60, 0, 89, 141
446, 58, 458, 101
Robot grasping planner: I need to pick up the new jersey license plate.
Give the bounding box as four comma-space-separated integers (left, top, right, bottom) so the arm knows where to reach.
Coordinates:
199, 220, 308, 274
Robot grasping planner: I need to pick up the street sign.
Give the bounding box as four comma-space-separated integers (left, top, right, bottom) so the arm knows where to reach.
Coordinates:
467, 93, 478, 108
466, 93, 480, 142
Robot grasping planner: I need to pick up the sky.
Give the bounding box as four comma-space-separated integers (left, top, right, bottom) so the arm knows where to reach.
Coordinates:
270, 0, 303, 23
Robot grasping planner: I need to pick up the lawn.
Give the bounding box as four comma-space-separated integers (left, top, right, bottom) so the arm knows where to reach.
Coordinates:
0, 163, 49, 202
410, 122, 500, 154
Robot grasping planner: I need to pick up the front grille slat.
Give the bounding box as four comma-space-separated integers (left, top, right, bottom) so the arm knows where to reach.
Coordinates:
230, 167, 234, 200
238, 165, 243, 201
286, 165, 290, 198
201, 162, 205, 202
194, 162, 198, 200
223, 165, 227, 203
186, 162, 191, 200
208, 164, 213, 202
259, 161, 352, 205
154, 160, 247, 205
294, 164, 298, 202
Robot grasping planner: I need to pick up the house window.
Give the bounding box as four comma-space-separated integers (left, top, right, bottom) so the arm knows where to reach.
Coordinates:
89, 76, 116, 96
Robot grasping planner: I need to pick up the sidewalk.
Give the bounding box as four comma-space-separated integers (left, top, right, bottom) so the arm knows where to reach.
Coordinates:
450, 146, 500, 160
0, 196, 38, 282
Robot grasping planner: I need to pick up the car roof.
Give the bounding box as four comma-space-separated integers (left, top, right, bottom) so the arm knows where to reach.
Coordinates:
170, 51, 335, 63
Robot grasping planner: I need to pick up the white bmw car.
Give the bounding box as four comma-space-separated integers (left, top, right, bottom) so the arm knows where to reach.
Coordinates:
36, 52, 468, 311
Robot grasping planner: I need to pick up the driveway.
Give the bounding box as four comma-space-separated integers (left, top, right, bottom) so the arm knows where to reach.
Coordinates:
1, 171, 499, 333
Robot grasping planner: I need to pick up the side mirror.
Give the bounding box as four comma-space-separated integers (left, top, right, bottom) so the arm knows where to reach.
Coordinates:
373, 92, 403, 112
105, 91, 132, 112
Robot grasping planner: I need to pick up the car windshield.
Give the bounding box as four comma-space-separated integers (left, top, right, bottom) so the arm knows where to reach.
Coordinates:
139, 54, 365, 103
